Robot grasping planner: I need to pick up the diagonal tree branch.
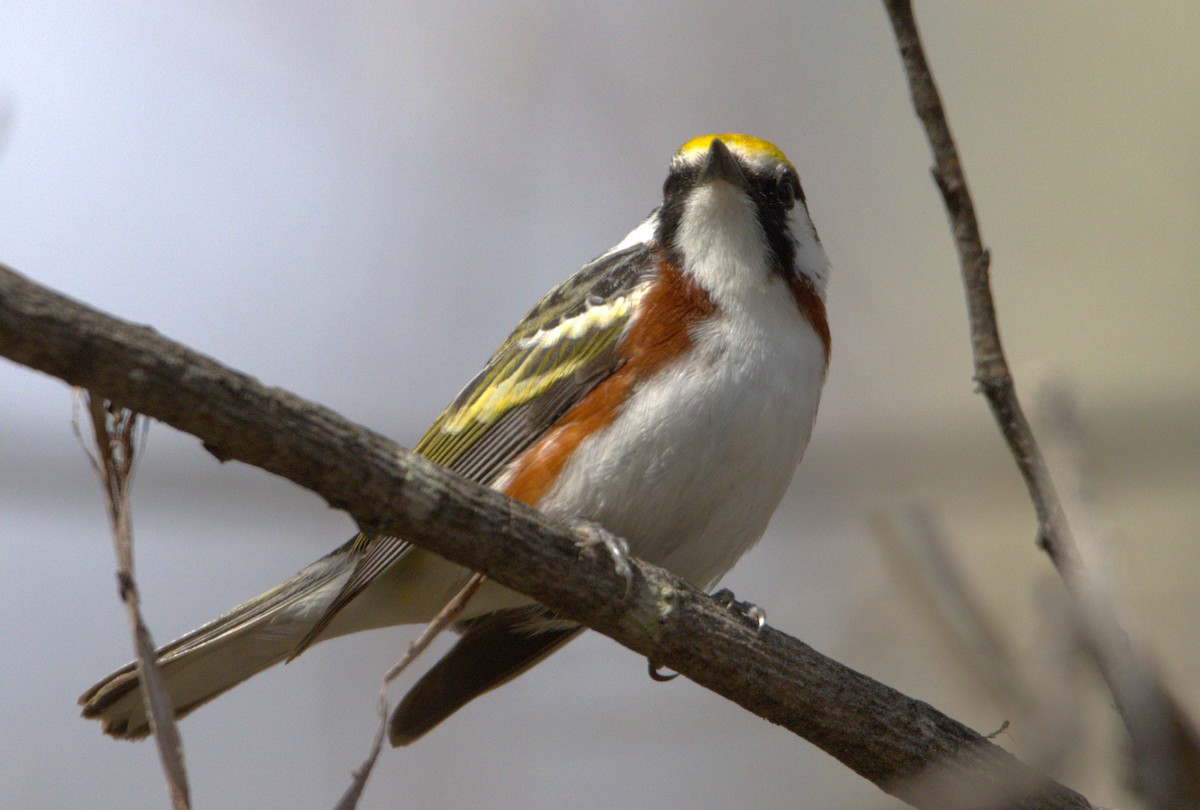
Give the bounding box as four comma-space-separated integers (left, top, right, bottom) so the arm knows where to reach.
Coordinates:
0, 263, 1091, 809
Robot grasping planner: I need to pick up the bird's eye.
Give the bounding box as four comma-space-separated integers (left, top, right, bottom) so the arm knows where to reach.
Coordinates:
774, 165, 800, 210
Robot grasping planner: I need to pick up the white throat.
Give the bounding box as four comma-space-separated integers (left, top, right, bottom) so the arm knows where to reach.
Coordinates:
674, 181, 830, 308
675, 183, 772, 310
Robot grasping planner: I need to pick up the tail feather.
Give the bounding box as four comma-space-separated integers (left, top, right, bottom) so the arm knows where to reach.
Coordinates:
80, 550, 353, 739
389, 607, 582, 745
81, 541, 557, 742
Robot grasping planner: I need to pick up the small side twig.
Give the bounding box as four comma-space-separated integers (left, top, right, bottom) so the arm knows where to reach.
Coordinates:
333, 573, 485, 810
76, 393, 190, 810
884, 2, 1200, 805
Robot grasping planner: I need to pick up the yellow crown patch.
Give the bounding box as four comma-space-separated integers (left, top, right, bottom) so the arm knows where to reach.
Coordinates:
677, 133, 790, 166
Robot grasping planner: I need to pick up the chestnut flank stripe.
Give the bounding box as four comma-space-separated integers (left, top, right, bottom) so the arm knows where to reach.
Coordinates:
502, 260, 715, 505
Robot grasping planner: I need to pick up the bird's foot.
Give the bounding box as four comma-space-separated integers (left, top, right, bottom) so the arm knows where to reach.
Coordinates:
711, 588, 766, 632
570, 518, 633, 597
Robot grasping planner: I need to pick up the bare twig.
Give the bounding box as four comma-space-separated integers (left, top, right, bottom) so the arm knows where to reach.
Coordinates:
1036, 382, 1200, 805
871, 506, 1085, 798
76, 394, 190, 810
335, 573, 485, 810
883, 2, 1200, 805
871, 507, 1020, 701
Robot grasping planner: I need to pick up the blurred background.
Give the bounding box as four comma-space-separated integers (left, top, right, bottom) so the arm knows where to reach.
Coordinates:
2, 3, 1197, 808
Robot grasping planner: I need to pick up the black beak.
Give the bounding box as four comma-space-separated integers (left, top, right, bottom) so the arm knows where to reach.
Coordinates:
698, 138, 749, 190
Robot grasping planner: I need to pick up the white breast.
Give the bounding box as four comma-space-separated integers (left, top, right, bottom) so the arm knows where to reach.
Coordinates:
537, 272, 826, 589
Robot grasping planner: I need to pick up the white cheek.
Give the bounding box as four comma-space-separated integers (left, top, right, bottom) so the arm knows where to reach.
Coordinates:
792, 206, 831, 296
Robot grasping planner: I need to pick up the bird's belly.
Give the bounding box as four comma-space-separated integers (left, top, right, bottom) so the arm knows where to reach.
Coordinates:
535, 316, 826, 589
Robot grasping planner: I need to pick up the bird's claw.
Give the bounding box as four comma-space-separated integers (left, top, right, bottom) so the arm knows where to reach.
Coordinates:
711, 588, 766, 632
647, 659, 678, 682
570, 519, 633, 597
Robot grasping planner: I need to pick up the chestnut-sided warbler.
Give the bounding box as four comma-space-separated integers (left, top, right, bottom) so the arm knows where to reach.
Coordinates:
81, 134, 831, 745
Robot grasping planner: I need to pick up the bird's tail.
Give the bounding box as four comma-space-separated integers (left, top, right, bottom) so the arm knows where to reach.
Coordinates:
79, 547, 355, 739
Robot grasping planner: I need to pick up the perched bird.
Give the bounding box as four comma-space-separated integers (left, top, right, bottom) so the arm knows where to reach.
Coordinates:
80, 133, 831, 745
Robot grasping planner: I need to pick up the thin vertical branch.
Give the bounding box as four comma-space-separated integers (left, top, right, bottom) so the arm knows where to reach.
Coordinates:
78, 394, 190, 810
883, 0, 1075, 573
883, 2, 1200, 806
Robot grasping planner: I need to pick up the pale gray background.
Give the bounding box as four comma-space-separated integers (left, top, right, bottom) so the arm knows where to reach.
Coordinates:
2, 3, 1197, 808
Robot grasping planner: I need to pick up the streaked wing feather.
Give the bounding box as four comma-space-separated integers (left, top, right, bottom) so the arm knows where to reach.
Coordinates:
295, 238, 656, 650
415, 242, 652, 479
